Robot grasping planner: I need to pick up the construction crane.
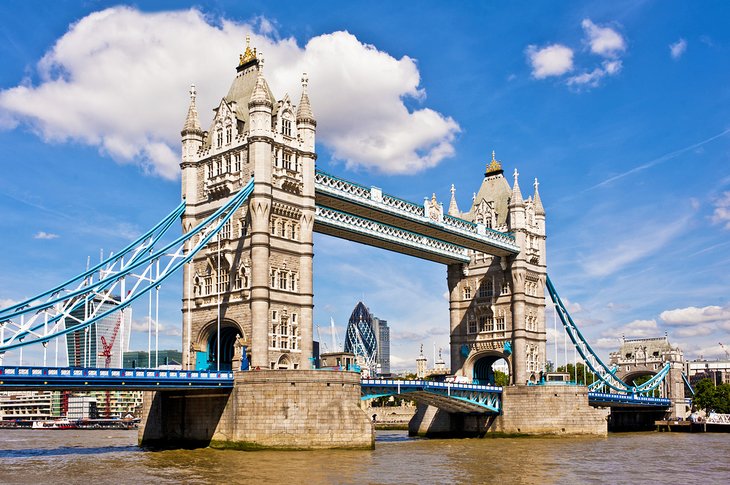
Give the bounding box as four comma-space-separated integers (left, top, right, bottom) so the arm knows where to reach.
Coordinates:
720, 342, 730, 360
99, 315, 122, 368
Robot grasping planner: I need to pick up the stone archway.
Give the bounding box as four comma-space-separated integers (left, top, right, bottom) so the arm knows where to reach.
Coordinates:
195, 320, 245, 371
465, 351, 510, 385
276, 354, 291, 370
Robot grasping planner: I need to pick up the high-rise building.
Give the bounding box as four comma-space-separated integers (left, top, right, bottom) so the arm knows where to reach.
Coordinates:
65, 297, 132, 368
123, 350, 183, 369
372, 316, 391, 375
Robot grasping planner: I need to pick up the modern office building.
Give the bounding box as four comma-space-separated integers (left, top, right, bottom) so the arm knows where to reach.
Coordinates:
372, 316, 391, 376
123, 350, 183, 369
343, 302, 391, 376
64, 297, 132, 368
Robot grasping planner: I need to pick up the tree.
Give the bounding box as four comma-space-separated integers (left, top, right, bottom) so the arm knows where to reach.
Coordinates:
556, 363, 597, 386
493, 370, 510, 387
693, 378, 716, 412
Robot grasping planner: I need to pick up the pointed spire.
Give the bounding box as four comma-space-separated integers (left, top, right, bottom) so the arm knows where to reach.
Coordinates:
182, 84, 202, 134
485, 150, 503, 176
533, 177, 545, 215
248, 55, 272, 109
448, 184, 460, 216
296, 72, 316, 125
511, 168, 524, 206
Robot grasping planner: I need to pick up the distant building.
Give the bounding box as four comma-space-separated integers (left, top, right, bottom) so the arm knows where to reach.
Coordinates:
320, 351, 358, 371
0, 391, 54, 421
372, 316, 391, 375
686, 359, 730, 386
416, 345, 428, 379
123, 350, 183, 369
65, 297, 131, 368
343, 302, 391, 376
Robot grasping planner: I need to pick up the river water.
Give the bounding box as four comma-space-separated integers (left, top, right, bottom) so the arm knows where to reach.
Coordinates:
0, 429, 728, 484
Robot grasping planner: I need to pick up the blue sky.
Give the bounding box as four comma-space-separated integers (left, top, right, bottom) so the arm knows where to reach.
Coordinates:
1, 1, 729, 371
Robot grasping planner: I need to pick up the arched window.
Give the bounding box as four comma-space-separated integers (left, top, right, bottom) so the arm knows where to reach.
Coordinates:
225, 125, 232, 144
216, 129, 223, 148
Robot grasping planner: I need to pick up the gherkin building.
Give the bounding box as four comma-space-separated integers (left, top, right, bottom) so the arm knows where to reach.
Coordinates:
344, 302, 378, 370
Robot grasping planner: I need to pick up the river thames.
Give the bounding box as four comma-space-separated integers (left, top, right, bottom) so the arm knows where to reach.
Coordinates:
0, 430, 728, 484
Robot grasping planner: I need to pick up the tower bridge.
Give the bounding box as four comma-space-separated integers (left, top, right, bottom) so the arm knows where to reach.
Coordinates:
0, 40, 684, 448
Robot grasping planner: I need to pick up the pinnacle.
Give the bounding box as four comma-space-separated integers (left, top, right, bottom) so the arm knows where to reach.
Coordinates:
296, 72, 316, 125
533, 177, 545, 215
182, 83, 202, 134
448, 184, 460, 216
511, 168, 524, 206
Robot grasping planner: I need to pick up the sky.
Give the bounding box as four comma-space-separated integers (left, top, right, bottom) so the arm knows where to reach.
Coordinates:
0, 0, 729, 372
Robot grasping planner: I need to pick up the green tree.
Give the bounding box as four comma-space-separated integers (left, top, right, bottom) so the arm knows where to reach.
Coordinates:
693, 378, 716, 412
556, 363, 597, 386
493, 370, 510, 387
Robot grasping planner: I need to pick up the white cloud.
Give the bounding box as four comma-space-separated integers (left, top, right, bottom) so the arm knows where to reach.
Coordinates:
567, 60, 623, 88
0, 298, 21, 308
526, 44, 574, 79
711, 191, 730, 229
130, 317, 181, 337
611, 319, 660, 338
592, 337, 622, 351
33, 231, 59, 240
581, 19, 626, 58
670, 39, 687, 60
0, 7, 459, 178
660, 304, 730, 326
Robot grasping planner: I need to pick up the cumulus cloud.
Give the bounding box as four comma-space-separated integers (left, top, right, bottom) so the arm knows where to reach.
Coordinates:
527, 19, 626, 89
130, 317, 181, 337
669, 39, 687, 60
711, 191, 730, 229
610, 319, 660, 338
660, 304, 730, 326
526, 44, 574, 78
0, 7, 459, 179
581, 19, 626, 58
33, 231, 59, 240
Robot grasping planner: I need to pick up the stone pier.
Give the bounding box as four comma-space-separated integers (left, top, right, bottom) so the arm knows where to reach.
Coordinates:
139, 370, 373, 449
409, 386, 608, 437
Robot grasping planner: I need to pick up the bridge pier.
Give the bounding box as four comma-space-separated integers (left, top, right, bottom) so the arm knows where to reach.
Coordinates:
409, 386, 607, 437
139, 370, 373, 449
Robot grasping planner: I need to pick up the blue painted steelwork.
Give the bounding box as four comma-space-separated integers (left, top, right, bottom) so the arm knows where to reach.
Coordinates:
546, 276, 670, 395
314, 169, 519, 254
0, 365, 233, 390
588, 392, 670, 408
361, 378, 502, 413
0, 179, 254, 354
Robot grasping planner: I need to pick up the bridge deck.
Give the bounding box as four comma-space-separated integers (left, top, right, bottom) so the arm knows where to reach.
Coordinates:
0, 366, 233, 391
587, 391, 671, 408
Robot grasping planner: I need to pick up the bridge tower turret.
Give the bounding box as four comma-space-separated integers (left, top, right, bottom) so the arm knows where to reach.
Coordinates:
448, 152, 547, 386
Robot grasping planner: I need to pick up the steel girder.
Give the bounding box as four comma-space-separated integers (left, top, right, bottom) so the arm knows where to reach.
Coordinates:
361, 379, 501, 414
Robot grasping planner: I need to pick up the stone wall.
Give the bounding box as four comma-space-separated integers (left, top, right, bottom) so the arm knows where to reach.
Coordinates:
408, 385, 608, 438
139, 369, 373, 450
491, 385, 608, 435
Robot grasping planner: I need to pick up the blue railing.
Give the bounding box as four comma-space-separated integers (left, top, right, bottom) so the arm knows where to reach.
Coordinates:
0, 365, 234, 390
588, 391, 671, 407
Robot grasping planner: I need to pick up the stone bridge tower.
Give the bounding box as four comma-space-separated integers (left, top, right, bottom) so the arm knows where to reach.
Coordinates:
447, 153, 547, 386
609, 336, 687, 418
179, 40, 316, 371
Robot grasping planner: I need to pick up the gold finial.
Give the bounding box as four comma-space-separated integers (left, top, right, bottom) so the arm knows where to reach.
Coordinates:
239, 34, 257, 66
486, 150, 503, 175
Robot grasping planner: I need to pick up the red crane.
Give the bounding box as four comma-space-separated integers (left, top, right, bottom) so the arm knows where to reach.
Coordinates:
99, 314, 122, 368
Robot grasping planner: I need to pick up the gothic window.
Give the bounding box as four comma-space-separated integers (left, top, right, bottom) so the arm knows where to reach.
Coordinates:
216, 267, 229, 293
216, 129, 223, 148
225, 125, 232, 145
233, 269, 242, 290
233, 152, 241, 172
496, 314, 506, 331
280, 222, 287, 238
204, 276, 213, 295
270, 270, 277, 288
479, 279, 493, 298
282, 119, 292, 137
283, 151, 292, 171
291, 224, 298, 241
279, 272, 287, 290
215, 159, 222, 176
289, 273, 296, 291
463, 285, 472, 300
467, 314, 477, 334
501, 281, 510, 295
205, 162, 211, 180
270, 218, 277, 235
221, 220, 231, 240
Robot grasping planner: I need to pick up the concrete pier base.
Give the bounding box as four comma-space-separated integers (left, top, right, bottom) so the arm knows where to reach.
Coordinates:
409, 386, 608, 438
139, 370, 374, 450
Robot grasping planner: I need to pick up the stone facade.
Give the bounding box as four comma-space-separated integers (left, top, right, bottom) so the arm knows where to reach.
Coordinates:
180, 41, 316, 372
138, 370, 373, 449
609, 336, 687, 418
447, 153, 547, 386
